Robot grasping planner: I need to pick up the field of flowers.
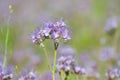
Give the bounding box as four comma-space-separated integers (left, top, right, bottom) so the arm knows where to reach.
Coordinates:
0, 0, 120, 80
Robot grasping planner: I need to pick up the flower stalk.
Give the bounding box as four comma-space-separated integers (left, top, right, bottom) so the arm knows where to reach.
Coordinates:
41, 43, 52, 71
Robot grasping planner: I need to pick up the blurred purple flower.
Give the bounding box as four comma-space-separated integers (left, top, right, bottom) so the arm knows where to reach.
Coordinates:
104, 16, 118, 35
18, 71, 36, 80
74, 66, 86, 75
85, 61, 100, 79
79, 53, 92, 66
58, 46, 76, 55
99, 46, 115, 61
56, 55, 86, 76
100, 38, 106, 45
56, 55, 75, 72
40, 71, 52, 80
106, 67, 120, 79
0, 65, 13, 80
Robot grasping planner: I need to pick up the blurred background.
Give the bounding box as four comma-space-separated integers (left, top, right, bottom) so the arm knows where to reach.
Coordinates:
0, 0, 120, 79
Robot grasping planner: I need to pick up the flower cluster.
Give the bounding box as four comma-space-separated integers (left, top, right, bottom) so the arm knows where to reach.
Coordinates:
74, 66, 86, 75
0, 66, 13, 80
56, 56, 75, 72
18, 71, 36, 80
32, 19, 71, 45
56, 56, 86, 76
105, 67, 120, 79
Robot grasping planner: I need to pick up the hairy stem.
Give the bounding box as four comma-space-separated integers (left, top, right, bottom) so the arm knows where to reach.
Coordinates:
41, 43, 52, 71
52, 50, 57, 80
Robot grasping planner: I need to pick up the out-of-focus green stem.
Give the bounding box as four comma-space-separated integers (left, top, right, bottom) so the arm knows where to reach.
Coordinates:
76, 75, 79, 80
52, 50, 57, 80
82, 75, 88, 80
3, 19, 10, 68
41, 43, 52, 71
113, 26, 120, 52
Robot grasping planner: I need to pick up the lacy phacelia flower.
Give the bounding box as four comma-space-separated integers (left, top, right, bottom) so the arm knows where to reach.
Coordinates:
32, 19, 71, 45
106, 67, 120, 79
0, 66, 13, 80
56, 56, 86, 76
32, 29, 46, 45
56, 56, 75, 72
74, 66, 86, 75
18, 71, 36, 80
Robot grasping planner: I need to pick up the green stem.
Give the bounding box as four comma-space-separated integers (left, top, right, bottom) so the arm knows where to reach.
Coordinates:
52, 50, 57, 80
41, 43, 52, 71
60, 71, 65, 80
76, 75, 79, 80
3, 19, 10, 68
82, 75, 88, 80
113, 26, 120, 52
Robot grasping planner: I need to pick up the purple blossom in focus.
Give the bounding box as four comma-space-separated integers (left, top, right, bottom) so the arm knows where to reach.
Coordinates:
31, 29, 46, 45
32, 19, 71, 45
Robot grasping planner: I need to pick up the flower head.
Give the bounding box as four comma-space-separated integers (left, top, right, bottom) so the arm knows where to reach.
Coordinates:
0, 65, 13, 80
74, 66, 86, 75
56, 56, 75, 72
32, 19, 71, 46
18, 71, 36, 80
106, 67, 120, 79
32, 29, 45, 45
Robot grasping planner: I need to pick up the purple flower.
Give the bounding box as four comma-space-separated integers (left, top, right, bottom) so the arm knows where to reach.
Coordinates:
61, 28, 71, 42
106, 67, 120, 79
32, 29, 48, 45
0, 65, 13, 80
74, 66, 86, 75
104, 16, 118, 35
58, 45, 76, 55
99, 46, 115, 61
56, 55, 86, 76
56, 56, 75, 72
18, 71, 36, 80
32, 19, 71, 45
